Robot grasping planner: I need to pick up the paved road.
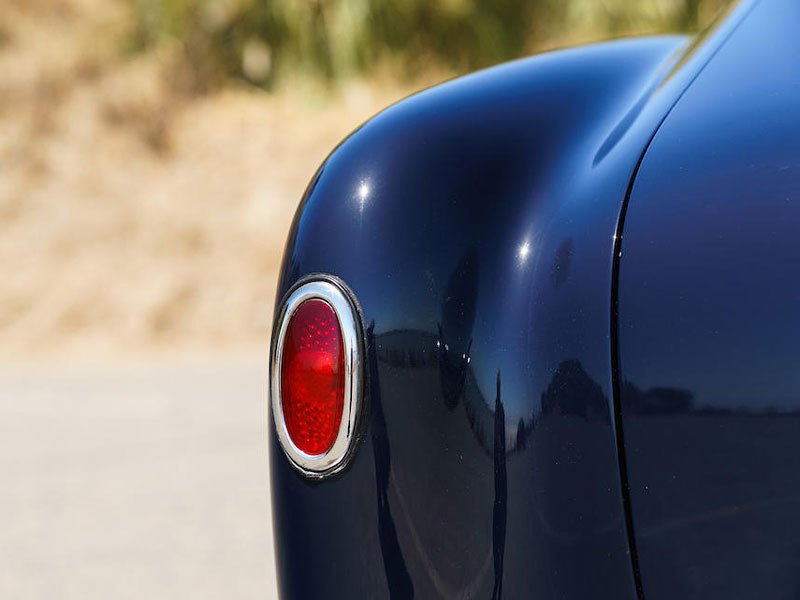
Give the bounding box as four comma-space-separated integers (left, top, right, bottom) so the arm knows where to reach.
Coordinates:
0, 355, 277, 599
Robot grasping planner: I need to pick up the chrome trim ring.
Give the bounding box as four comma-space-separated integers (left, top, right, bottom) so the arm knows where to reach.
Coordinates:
270, 276, 364, 478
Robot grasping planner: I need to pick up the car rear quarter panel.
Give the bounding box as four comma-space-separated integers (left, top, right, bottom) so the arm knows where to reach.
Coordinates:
269, 4, 756, 596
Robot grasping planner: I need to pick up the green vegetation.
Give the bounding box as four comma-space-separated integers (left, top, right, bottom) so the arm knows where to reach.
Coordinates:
129, 0, 730, 90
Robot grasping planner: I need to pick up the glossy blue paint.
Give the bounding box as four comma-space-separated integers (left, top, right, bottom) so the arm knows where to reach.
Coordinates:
269, 1, 760, 597
617, 0, 800, 597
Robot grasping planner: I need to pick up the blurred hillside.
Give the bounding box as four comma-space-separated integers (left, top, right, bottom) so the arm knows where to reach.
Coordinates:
128, 0, 728, 88
0, 0, 727, 359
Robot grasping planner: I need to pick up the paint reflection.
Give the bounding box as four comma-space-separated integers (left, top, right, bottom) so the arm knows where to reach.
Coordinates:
492, 370, 507, 599
437, 247, 479, 410
367, 321, 414, 599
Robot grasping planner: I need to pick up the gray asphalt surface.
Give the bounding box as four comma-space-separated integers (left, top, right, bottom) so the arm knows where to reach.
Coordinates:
0, 355, 277, 599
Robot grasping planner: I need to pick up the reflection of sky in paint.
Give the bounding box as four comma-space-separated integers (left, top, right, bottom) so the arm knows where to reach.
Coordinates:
361, 243, 532, 424
471, 235, 539, 423
342, 194, 584, 427
369, 233, 547, 427
620, 236, 800, 410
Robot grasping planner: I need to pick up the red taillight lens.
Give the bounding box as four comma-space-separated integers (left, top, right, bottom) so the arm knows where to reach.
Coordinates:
280, 299, 345, 456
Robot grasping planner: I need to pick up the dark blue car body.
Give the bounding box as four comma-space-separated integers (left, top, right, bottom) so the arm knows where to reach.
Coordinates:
269, 0, 800, 596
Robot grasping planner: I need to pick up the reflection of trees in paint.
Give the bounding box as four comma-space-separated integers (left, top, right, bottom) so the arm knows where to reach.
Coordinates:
540, 359, 609, 422
621, 382, 694, 415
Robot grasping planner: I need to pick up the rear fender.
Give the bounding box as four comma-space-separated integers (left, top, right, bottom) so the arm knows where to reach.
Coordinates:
269, 11, 751, 595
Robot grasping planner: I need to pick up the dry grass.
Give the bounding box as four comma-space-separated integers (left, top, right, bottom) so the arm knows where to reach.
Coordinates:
0, 0, 433, 359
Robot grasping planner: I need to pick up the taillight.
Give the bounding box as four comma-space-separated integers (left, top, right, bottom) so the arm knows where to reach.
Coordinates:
281, 299, 344, 455
271, 278, 363, 477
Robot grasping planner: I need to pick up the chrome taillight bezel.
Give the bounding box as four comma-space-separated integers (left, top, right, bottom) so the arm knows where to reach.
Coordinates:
270, 276, 364, 478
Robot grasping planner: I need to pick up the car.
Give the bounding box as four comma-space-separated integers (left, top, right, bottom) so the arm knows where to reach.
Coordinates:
268, 0, 799, 597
